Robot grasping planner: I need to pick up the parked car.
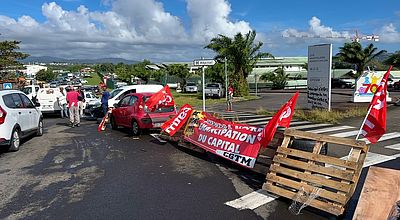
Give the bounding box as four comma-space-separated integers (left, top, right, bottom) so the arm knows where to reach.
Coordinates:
394, 80, 400, 90
331, 78, 353, 89
183, 82, 198, 93
110, 93, 176, 135
204, 83, 224, 98
0, 90, 43, 151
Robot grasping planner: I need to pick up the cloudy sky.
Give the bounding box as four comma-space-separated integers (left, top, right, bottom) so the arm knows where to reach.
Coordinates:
0, 0, 399, 62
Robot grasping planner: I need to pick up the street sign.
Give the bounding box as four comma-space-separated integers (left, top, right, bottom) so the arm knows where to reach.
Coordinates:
193, 59, 216, 66
3, 83, 12, 90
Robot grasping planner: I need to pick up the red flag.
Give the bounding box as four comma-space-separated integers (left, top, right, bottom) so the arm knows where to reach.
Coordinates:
161, 104, 193, 136
261, 91, 299, 147
360, 66, 392, 144
145, 85, 174, 111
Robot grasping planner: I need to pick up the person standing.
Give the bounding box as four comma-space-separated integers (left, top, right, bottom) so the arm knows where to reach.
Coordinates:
227, 83, 234, 111
57, 87, 68, 118
78, 87, 85, 117
101, 87, 110, 117
66, 87, 80, 127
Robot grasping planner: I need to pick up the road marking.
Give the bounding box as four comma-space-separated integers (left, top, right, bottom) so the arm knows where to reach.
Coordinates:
360, 132, 400, 145
330, 130, 359, 137
307, 126, 354, 134
240, 117, 272, 123
225, 189, 278, 210
362, 152, 398, 168
289, 123, 331, 130
385, 143, 400, 151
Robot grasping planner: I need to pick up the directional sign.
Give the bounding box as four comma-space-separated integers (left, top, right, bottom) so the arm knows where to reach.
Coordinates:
193, 59, 216, 66
3, 83, 12, 90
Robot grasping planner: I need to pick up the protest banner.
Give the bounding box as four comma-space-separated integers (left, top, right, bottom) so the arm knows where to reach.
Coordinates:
161, 104, 193, 136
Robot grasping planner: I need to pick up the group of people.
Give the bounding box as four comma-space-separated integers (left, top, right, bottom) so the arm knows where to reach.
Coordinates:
57, 86, 85, 127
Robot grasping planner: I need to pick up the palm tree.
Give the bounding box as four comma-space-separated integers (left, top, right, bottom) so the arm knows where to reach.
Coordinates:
336, 42, 386, 77
260, 67, 289, 90
384, 51, 400, 68
205, 30, 273, 96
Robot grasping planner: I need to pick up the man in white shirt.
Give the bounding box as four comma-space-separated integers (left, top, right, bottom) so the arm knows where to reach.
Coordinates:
57, 87, 68, 118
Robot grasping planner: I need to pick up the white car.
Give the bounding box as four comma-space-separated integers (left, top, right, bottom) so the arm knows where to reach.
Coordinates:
108, 84, 164, 107
83, 91, 100, 108
183, 82, 198, 93
0, 90, 43, 151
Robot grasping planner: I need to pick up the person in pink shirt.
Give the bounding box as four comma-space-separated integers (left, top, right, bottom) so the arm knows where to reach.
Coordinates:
66, 87, 81, 127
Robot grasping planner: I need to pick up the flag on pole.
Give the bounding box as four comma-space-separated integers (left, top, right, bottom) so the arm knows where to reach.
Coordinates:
359, 66, 392, 144
145, 85, 174, 111
261, 91, 299, 147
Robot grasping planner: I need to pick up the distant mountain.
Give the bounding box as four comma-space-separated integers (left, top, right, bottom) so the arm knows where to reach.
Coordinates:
22, 56, 139, 64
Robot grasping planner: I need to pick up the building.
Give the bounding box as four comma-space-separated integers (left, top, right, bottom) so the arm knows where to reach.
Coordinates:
21, 65, 48, 78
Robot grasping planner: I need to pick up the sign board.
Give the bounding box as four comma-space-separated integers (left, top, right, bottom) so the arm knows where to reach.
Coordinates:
353, 71, 391, 102
307, 44, 332, 110
193, 59, 216, 66
3, 83, 13, 90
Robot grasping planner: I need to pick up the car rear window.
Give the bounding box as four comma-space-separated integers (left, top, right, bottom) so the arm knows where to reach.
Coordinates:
2, 93, 23, 108
206, 84, 219, 88
186, 83, 196, 86
143, 96, 175, 113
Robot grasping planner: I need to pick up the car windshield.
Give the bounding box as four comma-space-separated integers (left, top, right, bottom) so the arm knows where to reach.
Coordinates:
109, 89, 123, 99
186, 83, 196, 86
21, 87, 32, 94
206, 84, 219, 88
143, 96, 175, 113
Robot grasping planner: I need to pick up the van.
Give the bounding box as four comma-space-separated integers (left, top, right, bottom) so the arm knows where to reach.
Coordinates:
21, 85, 40, 100
36, 88, 62, 114
107, 85, 163, 107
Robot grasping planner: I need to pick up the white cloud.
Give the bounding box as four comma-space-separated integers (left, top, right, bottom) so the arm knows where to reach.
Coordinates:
282, 16, 351, 40
379, 23, 400, 43
0, 0, 252, 61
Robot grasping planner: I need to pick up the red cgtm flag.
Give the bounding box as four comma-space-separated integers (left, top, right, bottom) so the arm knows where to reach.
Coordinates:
361, 66, 392, 144
145, 85, 175, 111
260, 91, 299, 147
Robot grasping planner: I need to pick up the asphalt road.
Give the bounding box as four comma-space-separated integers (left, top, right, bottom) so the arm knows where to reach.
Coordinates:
0, 116, 329, 220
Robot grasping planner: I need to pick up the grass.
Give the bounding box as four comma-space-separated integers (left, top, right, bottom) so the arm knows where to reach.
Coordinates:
171, 90, 258, 108
85, 73, 102, 85
256, 107, 368, 124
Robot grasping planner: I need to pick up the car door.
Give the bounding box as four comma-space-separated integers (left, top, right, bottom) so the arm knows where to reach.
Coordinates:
20, 93, 39, 130
10, 93, 30, 133
114, 95, 131, 126
126, 95, 138, 121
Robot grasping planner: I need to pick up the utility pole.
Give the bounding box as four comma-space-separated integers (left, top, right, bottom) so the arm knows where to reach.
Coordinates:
255, 73, 258, 97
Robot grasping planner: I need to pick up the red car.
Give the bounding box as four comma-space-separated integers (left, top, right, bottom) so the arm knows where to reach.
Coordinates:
110, 93, 176, 135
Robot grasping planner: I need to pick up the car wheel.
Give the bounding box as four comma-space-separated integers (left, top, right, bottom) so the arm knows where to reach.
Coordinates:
110, 116, 117, 130
131, 120, 141, 136
37, 119, 44, 136
9, 128, 21, 152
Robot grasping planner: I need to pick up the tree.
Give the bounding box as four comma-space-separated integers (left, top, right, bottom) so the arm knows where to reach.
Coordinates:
205, 63, 225, 83
384, 51, 400, 68
167, 64, 191, 88
36, 68, 56, 82
131, 60, 152, 83
205, 30, 273, 96
0, 40, 29, 79
260, 67, 289, 90
336, 42, 386, 77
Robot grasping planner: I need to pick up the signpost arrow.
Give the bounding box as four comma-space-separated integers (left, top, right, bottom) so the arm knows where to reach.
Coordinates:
193, 59, 216, 66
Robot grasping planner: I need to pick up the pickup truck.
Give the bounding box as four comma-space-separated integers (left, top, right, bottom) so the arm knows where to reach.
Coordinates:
204, 83, 224, 98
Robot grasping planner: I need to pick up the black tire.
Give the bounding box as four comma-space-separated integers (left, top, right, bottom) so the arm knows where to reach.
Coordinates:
9, 128, 21, 152
110, 116, 117, 130
131, 120, 141, 136
37, 119, 44, 136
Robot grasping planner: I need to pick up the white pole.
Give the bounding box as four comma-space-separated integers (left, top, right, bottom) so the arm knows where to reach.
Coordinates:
355, 104, 373, 140
255, 73, 258, 97
224, 57, 228, 101
202, 66, 206, 111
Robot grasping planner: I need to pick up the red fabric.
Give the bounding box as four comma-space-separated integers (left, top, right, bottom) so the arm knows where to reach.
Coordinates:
228, 86, 234, 95
261, 91, 299, 147
161, 104, 193, 136
66, 91, 80, 107
361, 66, 392, 144
145, 85, 175, 111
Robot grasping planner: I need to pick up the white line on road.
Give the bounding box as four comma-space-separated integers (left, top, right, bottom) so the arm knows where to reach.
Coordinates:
289, 123, 331, 130
362, 152, 399, 168
225, 189, 278, 210
330, 130, 359, 137
385, 143, 400, 151
360, 132, 400, 145
240, 117, 272, 123
307, 126, 354, 134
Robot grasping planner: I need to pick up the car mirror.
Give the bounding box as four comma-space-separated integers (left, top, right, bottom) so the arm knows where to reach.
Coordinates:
35, 102, 41, 107
113, 103, 119, 108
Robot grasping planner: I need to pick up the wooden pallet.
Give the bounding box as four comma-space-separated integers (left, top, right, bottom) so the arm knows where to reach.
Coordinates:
262, 129, 369, 216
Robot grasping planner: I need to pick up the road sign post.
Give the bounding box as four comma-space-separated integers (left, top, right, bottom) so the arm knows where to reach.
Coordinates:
193, 59, 216, 112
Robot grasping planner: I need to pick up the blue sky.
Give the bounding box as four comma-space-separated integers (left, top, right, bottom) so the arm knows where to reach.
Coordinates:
0, 0, 399, 61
